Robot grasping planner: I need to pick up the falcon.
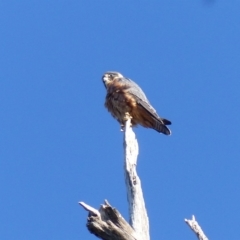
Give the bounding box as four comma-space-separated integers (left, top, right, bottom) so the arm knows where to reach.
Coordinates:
102, 71, 171, 135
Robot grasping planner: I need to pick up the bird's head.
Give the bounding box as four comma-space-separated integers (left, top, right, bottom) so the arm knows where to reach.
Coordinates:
102, 71, 123, 88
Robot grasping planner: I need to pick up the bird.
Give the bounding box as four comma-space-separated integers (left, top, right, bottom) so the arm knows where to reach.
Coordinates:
102, 71, 171, 135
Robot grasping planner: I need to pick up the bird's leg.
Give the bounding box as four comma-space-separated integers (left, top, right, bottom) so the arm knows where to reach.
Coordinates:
124, 112, 132, 121
121, 112, 132, 131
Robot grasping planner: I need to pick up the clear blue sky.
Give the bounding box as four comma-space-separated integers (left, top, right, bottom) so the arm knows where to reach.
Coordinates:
0, 1, 240, 239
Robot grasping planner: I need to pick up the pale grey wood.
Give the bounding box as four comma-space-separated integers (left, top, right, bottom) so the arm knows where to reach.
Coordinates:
79, 201, 100, 217
185, 215, 208, 240
80, 115, 150, 240
79, 200, 137, 240
123, 117, 150, 240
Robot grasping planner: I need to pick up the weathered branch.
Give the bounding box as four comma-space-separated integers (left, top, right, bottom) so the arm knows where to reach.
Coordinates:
185, 215, 208, 240
80, 116, 149, 239
79, 200, 137, 240
124, 117, 149, 240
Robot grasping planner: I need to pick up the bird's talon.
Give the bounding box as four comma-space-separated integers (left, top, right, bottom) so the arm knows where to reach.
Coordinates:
123, 112, 132, 121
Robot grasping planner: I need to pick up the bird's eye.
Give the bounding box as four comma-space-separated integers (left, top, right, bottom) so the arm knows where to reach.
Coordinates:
108, 74, 112, 78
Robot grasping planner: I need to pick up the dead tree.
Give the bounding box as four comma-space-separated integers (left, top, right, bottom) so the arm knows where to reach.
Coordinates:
185, 215, 208, 240
80, 117, 208, 240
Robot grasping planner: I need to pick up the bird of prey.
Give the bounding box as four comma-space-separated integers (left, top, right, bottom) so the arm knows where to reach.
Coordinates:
102, 71, 171, 135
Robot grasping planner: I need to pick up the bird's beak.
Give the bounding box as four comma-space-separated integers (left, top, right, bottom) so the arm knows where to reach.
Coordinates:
103, 75, 108, 82
102, 75, 108, 88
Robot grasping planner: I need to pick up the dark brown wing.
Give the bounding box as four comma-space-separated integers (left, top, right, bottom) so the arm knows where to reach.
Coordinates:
137, 99, 171, 135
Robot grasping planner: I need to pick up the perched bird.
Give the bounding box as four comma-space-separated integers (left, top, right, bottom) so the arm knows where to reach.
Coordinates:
102, 71, 171, 135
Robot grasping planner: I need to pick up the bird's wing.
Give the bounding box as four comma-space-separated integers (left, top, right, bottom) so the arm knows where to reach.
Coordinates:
122, 78, 171, 126
117, 77, 171, 134
121, 78, 161, 120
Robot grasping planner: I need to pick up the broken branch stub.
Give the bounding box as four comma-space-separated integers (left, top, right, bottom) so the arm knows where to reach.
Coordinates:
185, 215, 208, 240
79, 200, 137, 240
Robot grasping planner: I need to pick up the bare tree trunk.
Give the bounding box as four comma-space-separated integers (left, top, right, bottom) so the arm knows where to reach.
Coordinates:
123, 117, 149, 240
80, 117, 149, 239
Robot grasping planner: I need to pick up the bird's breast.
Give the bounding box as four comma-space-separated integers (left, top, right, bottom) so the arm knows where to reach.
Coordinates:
105, 89, 137, 123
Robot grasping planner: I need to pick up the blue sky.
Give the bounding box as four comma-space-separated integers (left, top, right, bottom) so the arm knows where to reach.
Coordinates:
0, 1, 240, 239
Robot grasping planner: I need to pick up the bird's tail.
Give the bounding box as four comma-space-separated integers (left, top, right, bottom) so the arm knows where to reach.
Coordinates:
136, 103, 172, 135
161, 118, 171, 125
153, 118, 171, 135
